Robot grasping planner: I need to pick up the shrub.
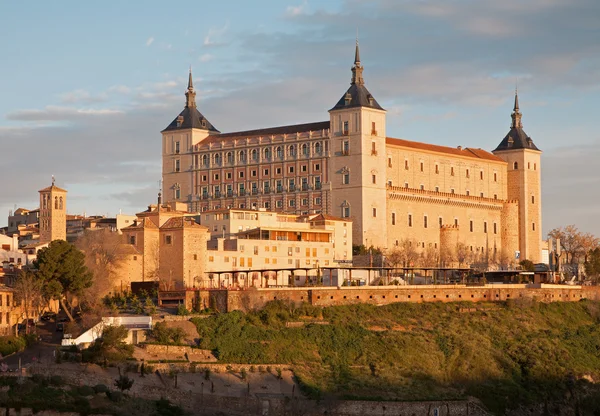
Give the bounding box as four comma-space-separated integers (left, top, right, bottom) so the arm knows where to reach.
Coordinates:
226, 364, 233, 373
177, 304, 190, 316
240, 368, 247, 380
114, 374, 134, 392
107, 390, 123, 402
266, 366, 272, 374
276, 368, 282, 379
49, 375, 64, 386
93, 384, 109, 394
77, 385, 95, 396
250, 365, 256, 373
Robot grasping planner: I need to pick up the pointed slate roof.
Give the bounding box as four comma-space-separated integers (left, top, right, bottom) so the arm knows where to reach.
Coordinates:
330, 40, 384, 112
494, 91, 540, 152
162, 70, 220, 133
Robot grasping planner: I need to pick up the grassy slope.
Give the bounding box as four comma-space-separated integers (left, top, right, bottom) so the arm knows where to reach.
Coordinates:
192, 300, 600, 414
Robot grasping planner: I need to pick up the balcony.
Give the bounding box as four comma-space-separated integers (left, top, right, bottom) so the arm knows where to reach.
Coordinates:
342, 130, 349, 136
226, 190, 233, 197
341, 150, 350, 156
202, 194, 209, 200
239, 190, 246, 197
289, 185, 296, 192
214, 191, 221, 199
314, 183, 322, 190
251, 189, 259, 196
301, 184, 309, 191
276, 187, 283, 193
264, 188, 271, 194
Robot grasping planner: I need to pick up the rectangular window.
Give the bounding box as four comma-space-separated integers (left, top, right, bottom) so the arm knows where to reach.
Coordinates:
240, 257, 245, 267
276, 167, 281, 174
289, 166, 294, 173
532, 222, 536, 231
372, 208, 377, 217
470, 220, 473, 232
372, 174, 376, 184
439, 217, 443, 227
391, 212, 396, 225
239, 171, 244, 178
301, 165, 307, 172
343, 121, 349, 134
342, 206, 350, 218
251, 170, 257, 177
264, 168, 269, 175
494, 172, 497, 182
404, 160, 409, 170
388, 157, 392, 168
408, 214, 412, 227
424, 215, 428, 228
532, 195, 535, 204
466, 169, 470, 178
343, 173, 350, 185
175, 159, 180, 172
175, 141, 180, 154
494, 223, 497, 234
484, 222, 488, 233
420, 162, 424, 172
315, 163, 320, 171
165, 235, 172, 245
451, 167, 454, 176
435, 164, 439, 174
455, 218, 458, 226
480, 171, 484, 180
342, 140, 349, 155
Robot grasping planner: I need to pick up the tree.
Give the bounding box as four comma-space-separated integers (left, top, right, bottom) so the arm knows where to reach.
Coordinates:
87, 325, 133, 363
13, 270, 44, 333
519, 259, 535, 272
34, 240, 93, 322
386, 239, 419, 268
548, 225, 586, 264
114, 374, 134, 391
456, 243, 471, 268
75, 229, 128, 306
584, 248, 600, 282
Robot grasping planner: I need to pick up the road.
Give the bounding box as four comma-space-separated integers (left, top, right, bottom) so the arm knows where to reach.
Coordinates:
1, 319, 64, 370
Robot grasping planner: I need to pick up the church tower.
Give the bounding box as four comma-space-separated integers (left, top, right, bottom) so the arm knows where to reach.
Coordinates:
328, 40, 388, 248
493, 91, 542, 263
38, 178, 67, 243
161, 69, 219, 210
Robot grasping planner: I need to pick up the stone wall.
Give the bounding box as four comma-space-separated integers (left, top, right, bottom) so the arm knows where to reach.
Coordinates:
218, 284, 600, 312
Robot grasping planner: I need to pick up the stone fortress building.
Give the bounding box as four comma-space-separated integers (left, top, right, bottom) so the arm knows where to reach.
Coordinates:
161, 42, 542, 264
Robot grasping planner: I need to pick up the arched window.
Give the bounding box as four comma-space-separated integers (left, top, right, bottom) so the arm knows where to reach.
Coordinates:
288, 145, 296, 157
301, 143, 309, 156
202, 154, 208, 167
54, 197, 58, 209
251, 149, 258, 161
513, 162, 518, 170
214, 153, 221, 166
59, 197, 63, 210
314, 142, 322, 154
276, 146, 283, 159
226, 152, 233, 165
238, 150, 246, 163
264, 147, 271, 160
42, 194, 47, 209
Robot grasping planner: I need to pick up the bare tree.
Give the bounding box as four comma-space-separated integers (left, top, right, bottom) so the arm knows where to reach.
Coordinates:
75, 229, 128, 306
419, 245, 440, 268
548, 225, 587, 264
581, 233, 600, 264
456, 243, 471, 268
13, 270, 44, 333
387, 239, 420, 268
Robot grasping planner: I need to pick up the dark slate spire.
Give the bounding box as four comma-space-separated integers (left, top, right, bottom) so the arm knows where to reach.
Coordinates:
511, 88, 522, 129
330, 39, 383, 111
162, 69, 220, 133
185, 68, 197, 108
351, 39, 364, 86
493, 91, 539, 152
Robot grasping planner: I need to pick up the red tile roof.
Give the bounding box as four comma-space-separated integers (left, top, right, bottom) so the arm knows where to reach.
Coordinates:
386, 137, 505, 162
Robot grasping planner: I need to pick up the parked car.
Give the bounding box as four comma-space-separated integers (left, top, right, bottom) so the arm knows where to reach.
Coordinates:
40, 312, 56, 321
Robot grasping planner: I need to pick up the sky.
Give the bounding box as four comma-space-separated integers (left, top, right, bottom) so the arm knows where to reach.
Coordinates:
1, 0, 599, 237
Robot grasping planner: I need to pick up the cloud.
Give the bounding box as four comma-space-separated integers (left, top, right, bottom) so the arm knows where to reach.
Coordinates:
199, 53, 214, 63
203, 22, 229, 47
146, 37, 154, 46
286, 1, 308, 17
7, 106, 123, 122
59, 89, 108, 104
108, 85, 131, 94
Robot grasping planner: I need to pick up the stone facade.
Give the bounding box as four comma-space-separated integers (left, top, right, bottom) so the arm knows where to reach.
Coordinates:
38, 182, 67, 243
160, 45, 543, 264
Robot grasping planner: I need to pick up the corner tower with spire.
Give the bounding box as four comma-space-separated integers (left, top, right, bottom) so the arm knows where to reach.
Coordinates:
328, 39, 388, 248
492, 90, 542, 263
161, 69, 220, 209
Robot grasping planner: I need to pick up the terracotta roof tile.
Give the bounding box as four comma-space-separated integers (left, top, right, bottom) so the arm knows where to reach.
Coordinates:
160, 217, 208, 230
385, 137, 505, 162
38, 185, 67, 193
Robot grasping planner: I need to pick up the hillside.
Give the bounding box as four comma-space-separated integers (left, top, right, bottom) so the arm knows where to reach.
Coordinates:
192, 299, 600, 414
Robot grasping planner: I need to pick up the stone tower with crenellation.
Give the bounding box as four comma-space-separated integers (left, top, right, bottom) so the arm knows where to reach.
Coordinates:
493, 92, 542, 263
38, 178, 67, 243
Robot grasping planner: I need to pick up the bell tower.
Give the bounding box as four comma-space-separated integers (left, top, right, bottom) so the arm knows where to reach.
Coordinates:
328, 40, 388, 249
492, 91, 542, 263
38, 177, 67, 243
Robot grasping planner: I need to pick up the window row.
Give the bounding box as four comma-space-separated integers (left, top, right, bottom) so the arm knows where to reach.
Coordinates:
198, 177, 322, 198
192, 142, 327, 167
197, 164, 321, 180
396, 214, 498, 234
389, 159, 500, 182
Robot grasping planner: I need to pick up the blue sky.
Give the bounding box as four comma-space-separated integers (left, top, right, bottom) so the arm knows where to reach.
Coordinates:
1, 0, 600, 236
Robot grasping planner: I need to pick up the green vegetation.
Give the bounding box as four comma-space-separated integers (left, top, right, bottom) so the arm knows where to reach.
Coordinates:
0, 375, 185, 415
0, 335, 34, 357
83, 325, 134, 364
149, 321, 186, 345
192, 299, 600, 414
